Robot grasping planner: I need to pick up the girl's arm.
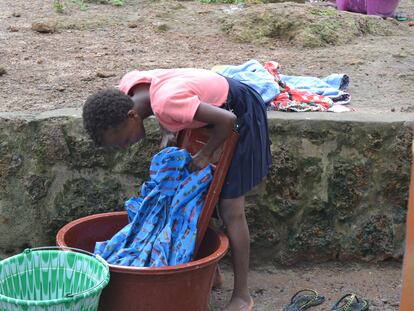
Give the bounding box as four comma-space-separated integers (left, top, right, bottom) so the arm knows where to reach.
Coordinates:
188, 103, 236, 172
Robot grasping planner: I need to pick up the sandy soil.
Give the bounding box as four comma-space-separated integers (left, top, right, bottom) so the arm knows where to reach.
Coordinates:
211, 261, 402, 310
1, 0, 414, 114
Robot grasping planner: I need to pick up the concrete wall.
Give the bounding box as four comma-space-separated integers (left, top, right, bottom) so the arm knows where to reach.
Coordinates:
0, 110, 412, 264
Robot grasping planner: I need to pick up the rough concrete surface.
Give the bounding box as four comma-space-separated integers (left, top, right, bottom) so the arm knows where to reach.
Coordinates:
0, 111, 411, 267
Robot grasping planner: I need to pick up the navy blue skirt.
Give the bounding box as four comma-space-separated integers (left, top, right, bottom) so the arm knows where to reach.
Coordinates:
220, 77, 272, 199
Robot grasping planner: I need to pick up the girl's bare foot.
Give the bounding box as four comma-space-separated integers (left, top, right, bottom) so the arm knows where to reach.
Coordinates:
223, 295, 254, 311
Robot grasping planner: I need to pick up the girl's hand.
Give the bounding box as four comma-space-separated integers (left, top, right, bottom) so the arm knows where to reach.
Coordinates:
188, 151, 210, 172
160, 132, 177, 149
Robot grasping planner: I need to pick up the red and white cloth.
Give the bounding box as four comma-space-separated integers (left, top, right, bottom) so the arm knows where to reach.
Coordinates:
264, 61, 334, 112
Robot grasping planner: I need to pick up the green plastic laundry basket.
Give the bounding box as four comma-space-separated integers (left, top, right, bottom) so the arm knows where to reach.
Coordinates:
0, 247, 110, 311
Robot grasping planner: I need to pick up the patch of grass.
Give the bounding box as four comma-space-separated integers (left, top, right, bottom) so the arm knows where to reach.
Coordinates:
52, 0, 124, 13
110, 0, 124, 6
53, 0, 65, 13
222, 2, 401, 48
309, 7, 337, 16
56, 16, 122, 30
72, 0, 89, 11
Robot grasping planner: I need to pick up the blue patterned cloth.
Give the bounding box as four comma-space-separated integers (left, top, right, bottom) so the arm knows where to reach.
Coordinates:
214, 60, 350, 105
281, 74, 349, 98
213, 59, 280, 103
95, 147, 213, 267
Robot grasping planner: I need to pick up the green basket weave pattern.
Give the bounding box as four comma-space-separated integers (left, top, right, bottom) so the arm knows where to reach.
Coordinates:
0, 248, 109, 311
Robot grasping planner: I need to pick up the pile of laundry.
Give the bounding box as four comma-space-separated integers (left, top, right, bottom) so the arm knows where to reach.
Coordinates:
213, 59, 353, 113
95, 147, 213, 267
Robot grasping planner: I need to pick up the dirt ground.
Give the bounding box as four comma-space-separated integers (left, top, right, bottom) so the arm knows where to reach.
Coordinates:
211, 261, 402, 311
1, 0, 414, 114
0, 1, 410, 310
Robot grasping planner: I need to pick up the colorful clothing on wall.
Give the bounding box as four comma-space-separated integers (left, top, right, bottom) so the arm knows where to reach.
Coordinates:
264, 61, 333, 112
212, 59, 351, 112
264, 61, 351, 112
212, 59, 280, 103
280, 73, 351, 105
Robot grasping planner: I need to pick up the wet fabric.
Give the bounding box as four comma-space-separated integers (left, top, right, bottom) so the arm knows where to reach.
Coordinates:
212, 59, 280, 104
95, 147, 213, 267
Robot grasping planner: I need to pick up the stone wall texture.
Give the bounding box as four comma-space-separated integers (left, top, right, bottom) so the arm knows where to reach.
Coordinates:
0, 112, 412, 265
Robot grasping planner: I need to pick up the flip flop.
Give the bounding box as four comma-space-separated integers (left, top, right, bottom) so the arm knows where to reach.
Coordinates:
331, 294, 369, 311
283, 289, 325, 311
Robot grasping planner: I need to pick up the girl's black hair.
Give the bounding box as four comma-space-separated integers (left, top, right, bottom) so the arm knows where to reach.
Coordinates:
82, 88, 134, 145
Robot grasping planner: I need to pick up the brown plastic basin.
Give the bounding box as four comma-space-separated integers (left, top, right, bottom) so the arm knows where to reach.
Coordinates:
56, 211, 229, 311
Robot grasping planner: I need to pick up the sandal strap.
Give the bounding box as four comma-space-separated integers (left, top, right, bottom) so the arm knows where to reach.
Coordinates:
290, 289, 319, 304
332, 293, 357, 311
356, 297, 369, 310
